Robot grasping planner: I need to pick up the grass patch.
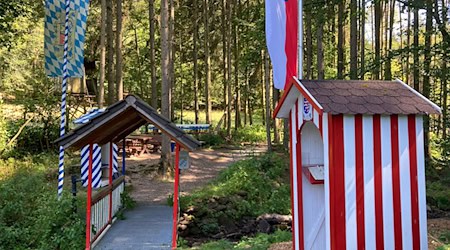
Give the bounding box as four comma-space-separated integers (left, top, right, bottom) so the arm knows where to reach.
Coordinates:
180, 152, 290, 219
179, 230, 292, 249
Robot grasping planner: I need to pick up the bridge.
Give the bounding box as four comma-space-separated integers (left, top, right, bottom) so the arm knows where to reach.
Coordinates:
56, 95, 201, 250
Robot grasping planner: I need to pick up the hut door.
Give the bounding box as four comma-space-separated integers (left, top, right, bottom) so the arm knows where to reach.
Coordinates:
300, 122, 326, 249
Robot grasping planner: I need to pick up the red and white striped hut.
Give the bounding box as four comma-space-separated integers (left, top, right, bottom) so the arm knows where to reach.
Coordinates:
273, 78, 441, 250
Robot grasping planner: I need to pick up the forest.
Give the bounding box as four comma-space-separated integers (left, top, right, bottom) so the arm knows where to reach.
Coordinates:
0, 0, 449, 249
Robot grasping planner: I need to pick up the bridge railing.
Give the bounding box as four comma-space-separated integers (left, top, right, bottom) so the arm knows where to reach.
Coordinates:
90, 176, 125, 243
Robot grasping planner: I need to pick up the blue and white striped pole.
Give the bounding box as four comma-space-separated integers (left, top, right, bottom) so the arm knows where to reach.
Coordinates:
58, 0, 71, 198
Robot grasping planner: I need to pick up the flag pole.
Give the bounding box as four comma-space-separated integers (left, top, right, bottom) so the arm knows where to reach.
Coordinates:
58, 0, 70, 198
298, 0, 303, 79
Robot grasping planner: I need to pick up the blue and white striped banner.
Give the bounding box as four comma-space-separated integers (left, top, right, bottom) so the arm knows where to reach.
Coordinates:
81, 144, 102, 188
113, 143, 119, 174
44, 0, 90, 77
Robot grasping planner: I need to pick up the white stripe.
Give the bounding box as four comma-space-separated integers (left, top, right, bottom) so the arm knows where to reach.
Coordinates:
343, 115, 357, 250
297, 97, 303, 129
265, 0, 286, 89
291, 106, 300, 250
381, 116, 395, 249
323, 114, 331, 250
313, 109, 320, 129
363, 115, 376, 250
398, 115, 413, 249
415, 115, 428, 249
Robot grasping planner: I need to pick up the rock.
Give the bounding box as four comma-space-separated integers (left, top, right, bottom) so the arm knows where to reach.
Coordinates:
178, 224, 188, 230
186, 206, 196, 214
257, 213, 292, 225
257, 219, 272, 233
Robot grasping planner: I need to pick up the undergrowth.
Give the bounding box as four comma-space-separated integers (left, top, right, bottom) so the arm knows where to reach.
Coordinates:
178, 230, 292, 249
0, 153, 85, 249
179, 152, 290, 219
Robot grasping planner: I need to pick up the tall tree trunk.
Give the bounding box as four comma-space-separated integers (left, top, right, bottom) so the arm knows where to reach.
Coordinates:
350, 0, 358, 79
161, 0, 171, 172
234, 0, 241, 129
221, 0, 228, 128
133, 25, 143, 98
423, 0, 433, 160
243, 67, 248, 126
317, 13, 324, 80
385, 0, 395, 80
169, 0, 175, 120
442, 0, 448, 139
226, 0, 232, 136
305, 7, 312, 79
374, 0, 381, 80
413, 4, 420, 90
106, 0, 115, 105
273, 87, 280, 143
337, 0, 345, 79
204, 0, 211, 124
406, 4, 411, 85
360, 0, 365, 79
261, 50, 265, 126
193, 0, 199, 124
116, 0, 123, 101
149, 0, 157, 109
98, 0, 106, 107
264, 51, 272, 151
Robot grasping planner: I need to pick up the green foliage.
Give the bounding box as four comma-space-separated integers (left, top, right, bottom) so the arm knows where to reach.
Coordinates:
121, 189, 137, 210
0, 101, 8, 154
179, 230, 291, 249
178, 152, 290, 237
0, 154, 85, 249
235, 230, 292, 250
231, 125, 267, 145
197, 133, 225, 147
436, 245, 450, 250
427, 181, 450, 211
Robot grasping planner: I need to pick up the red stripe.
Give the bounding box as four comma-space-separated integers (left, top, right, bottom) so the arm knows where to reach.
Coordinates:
172, 143, 181, 249
408, 115, 420, 249
295, 102, 305, 250
284, 0, 298, 89
390, 115, 403, 249
85, 144, 93, 250
289, 112, 296, 250
373, 115, 385, 250
355, 115, 365, 250
109, 143, 113, 224
330, 114, 346, 250
319, 114, 323, 136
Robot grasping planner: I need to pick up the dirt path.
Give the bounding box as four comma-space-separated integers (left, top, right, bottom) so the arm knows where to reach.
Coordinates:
123, 146, 266, 204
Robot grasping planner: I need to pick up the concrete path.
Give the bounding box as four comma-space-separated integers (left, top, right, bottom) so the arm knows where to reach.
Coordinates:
94, 204, 173, 250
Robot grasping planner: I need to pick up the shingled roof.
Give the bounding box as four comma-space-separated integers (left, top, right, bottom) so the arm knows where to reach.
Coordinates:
55, 95, 201, 151
274, 78, 441, 118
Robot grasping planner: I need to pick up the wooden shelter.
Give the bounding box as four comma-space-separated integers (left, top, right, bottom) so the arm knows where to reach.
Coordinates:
56, 95, 201, 250
274, 78, 441, 250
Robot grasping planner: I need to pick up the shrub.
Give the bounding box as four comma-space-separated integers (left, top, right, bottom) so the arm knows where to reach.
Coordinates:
0, 154, 85, 249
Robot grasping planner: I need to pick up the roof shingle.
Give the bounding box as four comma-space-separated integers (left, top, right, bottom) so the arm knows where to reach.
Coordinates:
300, 80, 441, 115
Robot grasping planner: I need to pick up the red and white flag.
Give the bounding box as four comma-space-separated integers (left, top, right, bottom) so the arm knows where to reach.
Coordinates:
265, 0, 298, 90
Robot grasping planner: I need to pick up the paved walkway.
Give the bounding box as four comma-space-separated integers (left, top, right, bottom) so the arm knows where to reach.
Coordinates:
94, 205, 172, 250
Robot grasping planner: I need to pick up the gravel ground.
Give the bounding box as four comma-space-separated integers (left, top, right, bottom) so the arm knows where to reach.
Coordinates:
123, 146, 266, 204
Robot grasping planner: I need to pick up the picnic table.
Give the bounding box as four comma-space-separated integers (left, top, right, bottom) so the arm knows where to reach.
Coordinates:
118, 134, 162, 156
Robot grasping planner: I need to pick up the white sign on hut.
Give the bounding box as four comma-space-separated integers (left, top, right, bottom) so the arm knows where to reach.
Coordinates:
274, 78, 441, 250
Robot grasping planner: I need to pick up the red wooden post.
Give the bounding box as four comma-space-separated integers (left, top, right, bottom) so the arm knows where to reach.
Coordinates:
109, 142, 113, 223
171, 143, 181, 249
85, 143, 93, 250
